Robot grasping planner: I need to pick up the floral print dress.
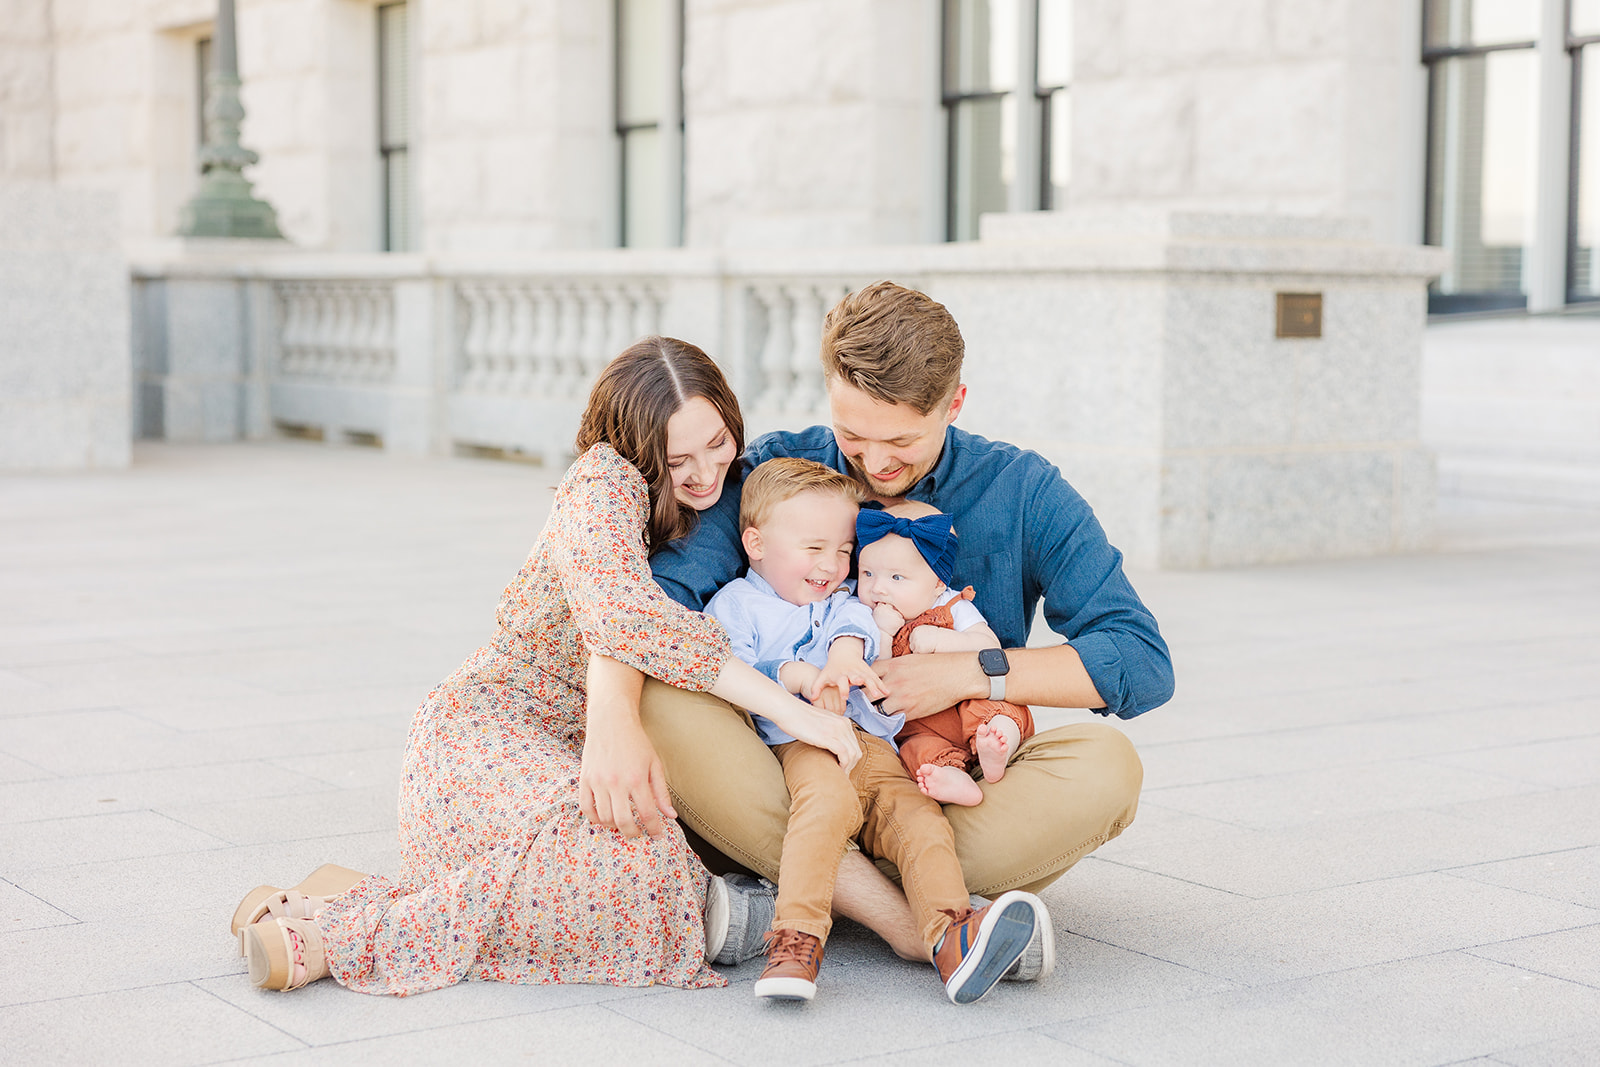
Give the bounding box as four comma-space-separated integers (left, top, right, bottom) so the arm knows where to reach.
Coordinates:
317, 444, 733, 995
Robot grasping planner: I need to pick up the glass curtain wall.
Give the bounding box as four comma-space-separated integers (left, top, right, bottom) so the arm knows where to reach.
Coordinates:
616, 0, 679, 248
1036, 0, 1071, 209
378, 2, 413, 252
1423, 0, 1540, 313
1572, 2, 1600, 299
945, 0, 1017, 241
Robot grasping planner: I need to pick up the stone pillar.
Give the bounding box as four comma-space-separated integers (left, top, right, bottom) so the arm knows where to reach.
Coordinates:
0, 184, 130, 469
1070, 0, 1427, 249
937, 208, 1447, 567
684, 0, 940, 248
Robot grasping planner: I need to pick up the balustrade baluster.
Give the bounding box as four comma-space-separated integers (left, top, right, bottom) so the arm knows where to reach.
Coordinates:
786, 283, 826, 415
605, 284, 635, 362
529, 286, 558, 397
555, 287, 584, 399
459, 283, 489, 392
581, 287, 610, 387
505, 285, 535, 393
755, 284, 792, 413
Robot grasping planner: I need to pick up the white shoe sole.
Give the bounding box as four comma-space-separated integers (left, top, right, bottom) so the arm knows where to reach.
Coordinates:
753, 975, 816, 1001
703, 875, 730, 963
944, 890, 1041, 1005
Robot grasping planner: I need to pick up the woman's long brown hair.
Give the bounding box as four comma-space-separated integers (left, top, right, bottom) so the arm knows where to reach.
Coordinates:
574, 337, 745, 552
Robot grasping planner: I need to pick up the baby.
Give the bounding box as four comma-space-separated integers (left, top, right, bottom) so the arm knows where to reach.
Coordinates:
856, 501, 1036, 807
705, 457, 1044, 1006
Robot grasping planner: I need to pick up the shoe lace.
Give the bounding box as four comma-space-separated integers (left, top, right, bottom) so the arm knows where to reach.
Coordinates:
763, 928, 821, 967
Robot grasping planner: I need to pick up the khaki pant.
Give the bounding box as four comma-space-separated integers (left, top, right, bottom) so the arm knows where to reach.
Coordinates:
770, 731, 970, 950
639, 678, 1143, 897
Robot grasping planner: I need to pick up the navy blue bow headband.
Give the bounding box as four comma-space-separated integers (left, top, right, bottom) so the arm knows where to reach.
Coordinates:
855, 509, 958, 586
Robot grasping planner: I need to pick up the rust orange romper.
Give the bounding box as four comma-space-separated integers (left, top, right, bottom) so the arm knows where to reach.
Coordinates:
892, 586, 1036, 780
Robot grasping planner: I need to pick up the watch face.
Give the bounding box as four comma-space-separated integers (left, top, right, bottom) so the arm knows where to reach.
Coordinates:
979, 648, 1009, 676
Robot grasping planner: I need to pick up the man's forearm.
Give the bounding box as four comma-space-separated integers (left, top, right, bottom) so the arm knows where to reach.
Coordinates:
879, 643, 1106, 719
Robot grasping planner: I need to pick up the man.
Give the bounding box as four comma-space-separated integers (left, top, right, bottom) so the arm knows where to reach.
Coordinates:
641, 281, 1174, 968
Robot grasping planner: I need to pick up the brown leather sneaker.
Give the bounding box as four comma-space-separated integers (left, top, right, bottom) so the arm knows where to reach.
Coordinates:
752, 928, 824, 1002
931, 890, 1043, 1004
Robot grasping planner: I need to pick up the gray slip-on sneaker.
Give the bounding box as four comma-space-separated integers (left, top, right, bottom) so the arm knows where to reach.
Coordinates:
714, 873, 778, 966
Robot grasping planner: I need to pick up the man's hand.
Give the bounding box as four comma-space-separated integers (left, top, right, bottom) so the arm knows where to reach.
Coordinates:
874, 651, 987, 720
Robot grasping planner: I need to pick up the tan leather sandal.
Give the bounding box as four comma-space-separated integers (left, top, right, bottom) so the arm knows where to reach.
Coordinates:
243, 916, 330, 991
230, 864, 366, 954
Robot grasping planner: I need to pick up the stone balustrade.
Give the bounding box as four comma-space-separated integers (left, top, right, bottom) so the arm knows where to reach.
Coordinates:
129, 210, 1447, 567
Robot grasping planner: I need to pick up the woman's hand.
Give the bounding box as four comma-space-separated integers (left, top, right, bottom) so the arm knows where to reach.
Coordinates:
781, 701, 863, 775
579, 654, 676, 839
710, 657, 863, 775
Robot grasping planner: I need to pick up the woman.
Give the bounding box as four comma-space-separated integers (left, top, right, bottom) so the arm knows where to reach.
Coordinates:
231, 338, 861, 994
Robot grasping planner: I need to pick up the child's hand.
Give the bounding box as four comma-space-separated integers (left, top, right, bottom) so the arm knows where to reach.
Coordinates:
810, 637, 888, 707
813, 685, 847, 716
908, 625, 949, 654
871, 603, 906, 637
779, 661, 822, 698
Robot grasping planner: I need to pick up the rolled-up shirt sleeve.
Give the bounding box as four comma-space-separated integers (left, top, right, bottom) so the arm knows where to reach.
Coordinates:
1027, 474, 1175, 719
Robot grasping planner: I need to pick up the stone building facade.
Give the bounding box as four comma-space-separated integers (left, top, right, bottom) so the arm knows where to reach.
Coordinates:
5, 0, 1594, 554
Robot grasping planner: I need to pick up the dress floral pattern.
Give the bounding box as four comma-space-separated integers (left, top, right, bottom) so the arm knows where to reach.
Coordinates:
318, 444, 733, 995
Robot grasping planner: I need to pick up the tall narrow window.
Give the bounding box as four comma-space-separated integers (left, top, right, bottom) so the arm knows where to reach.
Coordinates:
378, 2, 414, 252
1571, 2, 1600, 300
616, 0, 681, 248
945, 0, 1017, 241
1423, 0, 1541, 313
1036, 0, 1070, 209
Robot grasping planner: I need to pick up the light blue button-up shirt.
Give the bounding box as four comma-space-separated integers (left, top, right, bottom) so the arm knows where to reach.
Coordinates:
705, 570, 905, 748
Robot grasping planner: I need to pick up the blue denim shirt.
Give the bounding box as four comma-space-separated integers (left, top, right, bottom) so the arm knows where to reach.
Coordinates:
651, 425, 1175, 719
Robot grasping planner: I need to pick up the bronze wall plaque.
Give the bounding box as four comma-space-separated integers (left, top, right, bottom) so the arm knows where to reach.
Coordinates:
1276, 292, 1322, 338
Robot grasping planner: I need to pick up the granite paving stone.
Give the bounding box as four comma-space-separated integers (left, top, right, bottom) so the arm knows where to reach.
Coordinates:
1, 442, 1598, 1065
1446, 846, 1600, 909
0, 809, 230, 874
1039, 952, 1600, 1067
0, 983, 304, 1066
1465, 923, 1600, 989
1071, 872, 1600, 985
0, 878, 79, 932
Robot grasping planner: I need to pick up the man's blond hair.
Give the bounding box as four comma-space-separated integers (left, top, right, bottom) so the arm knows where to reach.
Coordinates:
819, 281, 964, 415
740, 457, 865, 533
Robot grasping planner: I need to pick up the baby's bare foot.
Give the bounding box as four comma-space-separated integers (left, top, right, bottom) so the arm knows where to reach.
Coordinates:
917, 763, 984, 806
975, 717, 1022, 784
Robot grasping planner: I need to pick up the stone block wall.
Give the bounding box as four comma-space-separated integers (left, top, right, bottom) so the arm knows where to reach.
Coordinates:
684, 0, 938, 248
1071, 0, 1427, 249
418, 0, 612, 252
0, 183, 130, 469
0, 0, 56, 179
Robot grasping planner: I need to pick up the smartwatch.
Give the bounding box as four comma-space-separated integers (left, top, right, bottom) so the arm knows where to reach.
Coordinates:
977, 647, 1010, 702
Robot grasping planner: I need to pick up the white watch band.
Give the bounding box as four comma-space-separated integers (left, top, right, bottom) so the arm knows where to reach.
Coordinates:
988, 672, 1005, 702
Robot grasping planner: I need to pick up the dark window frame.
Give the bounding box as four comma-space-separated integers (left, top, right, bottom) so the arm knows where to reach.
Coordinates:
377, 1, 410, 253
941, 0, 1017, 241
1420, 3, 1540, 313
1565, 24, 1600, 302
615, 0, 684, 249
